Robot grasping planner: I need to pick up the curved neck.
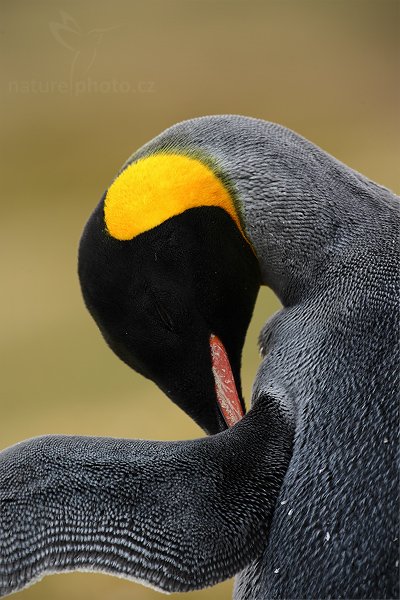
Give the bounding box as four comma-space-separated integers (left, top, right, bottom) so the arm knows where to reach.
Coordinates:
134, 116, 396, 306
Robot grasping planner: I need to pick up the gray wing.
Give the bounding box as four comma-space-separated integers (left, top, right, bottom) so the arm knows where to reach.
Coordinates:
0, 394, 293, 597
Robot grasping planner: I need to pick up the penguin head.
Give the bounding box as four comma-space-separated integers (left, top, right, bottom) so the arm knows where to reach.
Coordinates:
78, 152, 260, 434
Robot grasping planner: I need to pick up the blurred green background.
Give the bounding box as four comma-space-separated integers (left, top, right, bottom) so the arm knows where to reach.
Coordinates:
1, 1, 398, 599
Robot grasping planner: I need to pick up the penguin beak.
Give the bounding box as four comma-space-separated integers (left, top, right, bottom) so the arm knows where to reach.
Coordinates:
210, 334, 245, 428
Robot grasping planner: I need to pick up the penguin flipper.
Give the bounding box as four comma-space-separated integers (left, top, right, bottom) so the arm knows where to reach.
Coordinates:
0, 395, 293, 597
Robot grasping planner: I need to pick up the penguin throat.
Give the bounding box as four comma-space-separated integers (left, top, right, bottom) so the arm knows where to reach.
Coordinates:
210, 334, 244, 427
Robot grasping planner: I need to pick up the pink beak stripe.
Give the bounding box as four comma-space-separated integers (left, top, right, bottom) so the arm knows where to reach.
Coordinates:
210, 333, 244, 428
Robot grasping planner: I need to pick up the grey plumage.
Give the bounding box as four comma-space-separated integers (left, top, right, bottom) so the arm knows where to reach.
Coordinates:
0, 398, 292, 595
0, 116, 398, 599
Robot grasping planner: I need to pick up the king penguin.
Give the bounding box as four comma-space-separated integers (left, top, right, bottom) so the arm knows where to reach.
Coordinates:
0, 115, 398, 599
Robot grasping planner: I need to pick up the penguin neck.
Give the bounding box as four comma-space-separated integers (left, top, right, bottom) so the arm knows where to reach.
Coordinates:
132, 115, 394, 307
208, 118, 391, 307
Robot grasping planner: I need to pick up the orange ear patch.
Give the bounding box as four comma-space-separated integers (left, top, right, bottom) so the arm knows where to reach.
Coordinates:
104, 153, 246, 241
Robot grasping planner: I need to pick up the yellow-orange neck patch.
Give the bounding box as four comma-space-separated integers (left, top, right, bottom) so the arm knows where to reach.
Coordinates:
104, 153, 246, 241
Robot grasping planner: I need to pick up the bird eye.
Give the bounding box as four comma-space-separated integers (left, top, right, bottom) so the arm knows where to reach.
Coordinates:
153, 295, 176, 333
143, 281, 185, 335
